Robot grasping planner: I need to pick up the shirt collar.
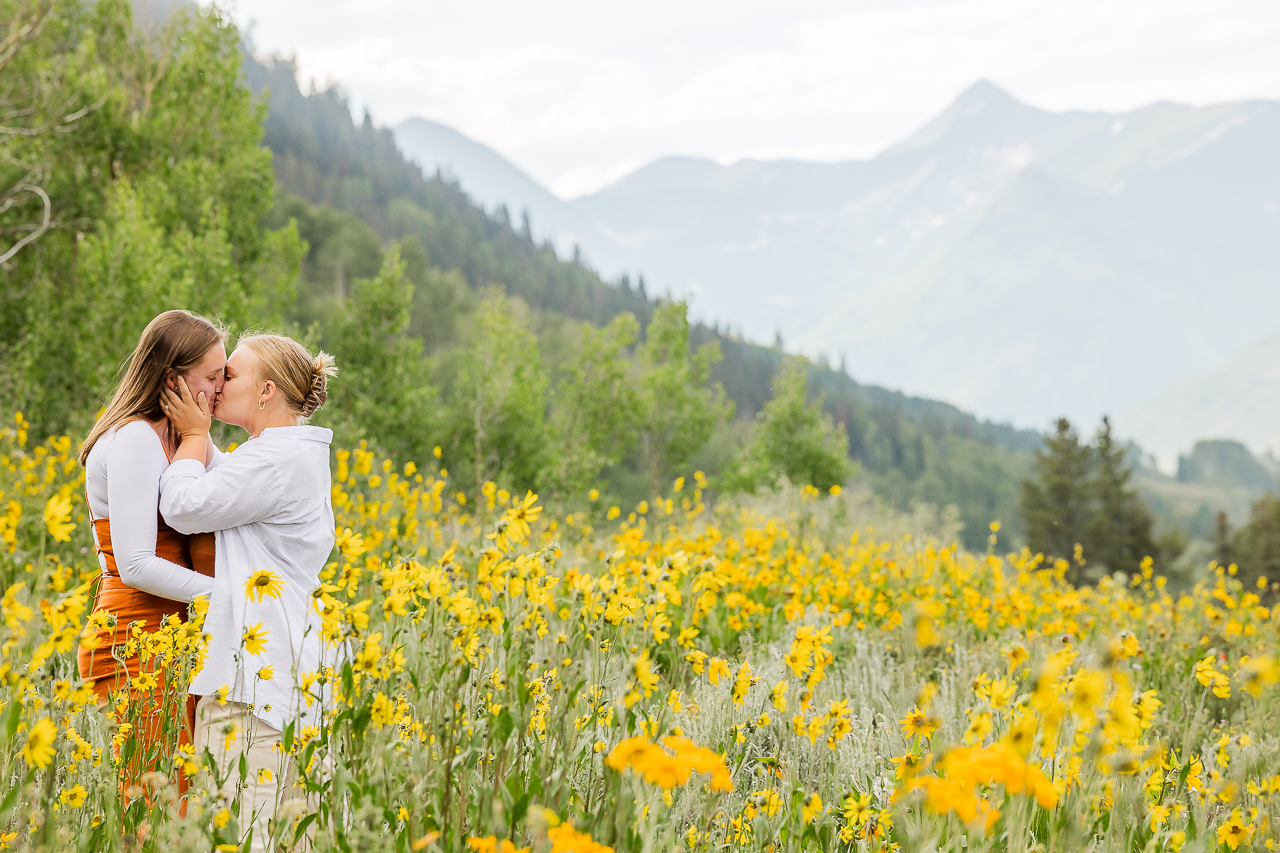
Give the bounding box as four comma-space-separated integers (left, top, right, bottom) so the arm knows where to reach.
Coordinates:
255, 425, 333, 445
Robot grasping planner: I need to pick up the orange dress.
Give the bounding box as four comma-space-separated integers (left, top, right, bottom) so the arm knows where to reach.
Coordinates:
78, 507, 215, 791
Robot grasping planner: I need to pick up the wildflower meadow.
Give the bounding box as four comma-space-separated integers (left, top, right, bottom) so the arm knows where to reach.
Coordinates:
2, 410, 1279, 853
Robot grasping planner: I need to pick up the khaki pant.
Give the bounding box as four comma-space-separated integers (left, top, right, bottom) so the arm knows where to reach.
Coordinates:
194, 696, 293, 852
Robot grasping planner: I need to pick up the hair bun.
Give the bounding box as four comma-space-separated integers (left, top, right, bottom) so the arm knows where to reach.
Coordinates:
301, 371, 328, 417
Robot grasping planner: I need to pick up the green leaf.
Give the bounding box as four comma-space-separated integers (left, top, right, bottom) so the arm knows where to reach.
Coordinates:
511, 792, 532, 829
293, 813, 318, 845
352, 704, 372, 739
0, 782, 19, 823
0, 702, 19, 742
341, 660, 355, 695
494, 708, 515, 743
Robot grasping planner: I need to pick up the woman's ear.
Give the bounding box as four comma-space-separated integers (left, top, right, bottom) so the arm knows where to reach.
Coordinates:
165, 369, 177, 392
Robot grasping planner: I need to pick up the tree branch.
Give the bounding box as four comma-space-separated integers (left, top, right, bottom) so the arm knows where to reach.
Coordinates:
0, 183, 49, 265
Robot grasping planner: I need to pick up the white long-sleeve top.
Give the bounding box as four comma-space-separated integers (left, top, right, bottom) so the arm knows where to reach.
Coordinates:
159, 425, 336, 730
84, 420, 220, 602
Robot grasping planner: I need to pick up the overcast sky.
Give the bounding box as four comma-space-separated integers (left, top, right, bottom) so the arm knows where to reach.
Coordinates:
228, 0, 1280, 199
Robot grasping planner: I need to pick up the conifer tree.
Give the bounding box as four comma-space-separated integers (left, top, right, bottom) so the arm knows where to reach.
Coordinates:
1086, 417, 1156, 574
1214, 511, 1234, 568
1021, 419, 1095, 579
1021, 417, 1158, 581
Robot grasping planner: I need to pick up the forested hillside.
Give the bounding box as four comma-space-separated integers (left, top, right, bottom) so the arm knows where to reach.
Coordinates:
243, 54, 1040, 547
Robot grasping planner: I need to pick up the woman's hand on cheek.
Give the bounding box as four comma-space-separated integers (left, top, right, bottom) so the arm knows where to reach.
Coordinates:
161, 376, 212, 438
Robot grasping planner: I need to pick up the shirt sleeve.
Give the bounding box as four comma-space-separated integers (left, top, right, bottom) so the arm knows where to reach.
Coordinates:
206, 442, 225, 471
160, 447, 286, 534
105, 423, 215, 602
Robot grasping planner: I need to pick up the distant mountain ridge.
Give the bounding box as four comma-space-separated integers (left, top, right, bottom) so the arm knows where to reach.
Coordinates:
1116, 326, 1280, 469
395, 118, 601, 256
393, 82, 1280, 450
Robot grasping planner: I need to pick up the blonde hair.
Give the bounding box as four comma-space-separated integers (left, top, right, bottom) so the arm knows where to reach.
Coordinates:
239, 334, 337, 419
80, 310, 226, 465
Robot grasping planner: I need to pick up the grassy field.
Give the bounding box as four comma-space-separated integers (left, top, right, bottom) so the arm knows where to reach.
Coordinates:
1, 411, 1277, 852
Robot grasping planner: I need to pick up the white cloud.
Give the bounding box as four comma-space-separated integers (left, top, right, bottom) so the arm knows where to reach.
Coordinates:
231, 0, 1280, 196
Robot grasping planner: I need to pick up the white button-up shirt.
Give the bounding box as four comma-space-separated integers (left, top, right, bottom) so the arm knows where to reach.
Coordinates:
159, 425, 336, 730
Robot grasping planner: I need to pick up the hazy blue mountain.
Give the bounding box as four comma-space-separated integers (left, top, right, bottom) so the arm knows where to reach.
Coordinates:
392, 82, 1280, 439
1116, 326, 1280, 469
394, 119, 554, 215
393, 118, 630, 270
1176, 440, 1277, 490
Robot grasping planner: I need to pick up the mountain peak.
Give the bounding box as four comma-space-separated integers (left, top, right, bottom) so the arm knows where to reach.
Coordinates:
953, 79, 1021, 112
604, 156, 724, 195
889, 79, 1049, 153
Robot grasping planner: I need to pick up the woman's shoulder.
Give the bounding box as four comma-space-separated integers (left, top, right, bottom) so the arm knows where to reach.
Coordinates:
258, 425, 333, 444
86, 419, 166, 482
218, 429, 314, 471
105, 419, 165, 456
114, 418, 160, 438
254, 426, 333, 459
253, 428, 333, 483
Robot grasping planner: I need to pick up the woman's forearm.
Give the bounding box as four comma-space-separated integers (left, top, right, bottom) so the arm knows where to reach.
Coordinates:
117, 551, 215, 601
160, 450, 284, 534
174, 431, 207, 465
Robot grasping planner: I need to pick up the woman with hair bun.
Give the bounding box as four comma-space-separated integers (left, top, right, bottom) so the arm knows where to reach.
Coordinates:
159, 333, 337, 851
